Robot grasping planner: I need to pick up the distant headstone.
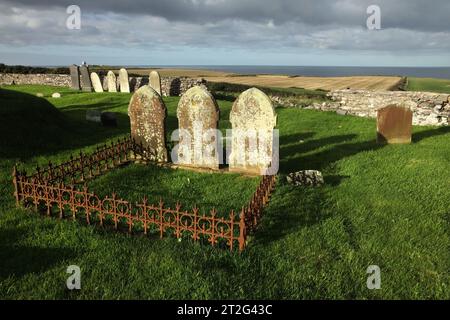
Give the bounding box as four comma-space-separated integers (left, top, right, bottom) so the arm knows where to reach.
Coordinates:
79, 65, 93, 92
69, 65, 81, 90
149, 71, 162, 95
119, 68, 130, 93
106, 71, 117, 92
86, 109, 102, 123
176, 86, 220, 169
128, 85, 168, 162
101, 112, 118, 127
52, 92, 61, 98
90, 72, 103, 93
377, 105, 413, 144
229, 88, 277, 175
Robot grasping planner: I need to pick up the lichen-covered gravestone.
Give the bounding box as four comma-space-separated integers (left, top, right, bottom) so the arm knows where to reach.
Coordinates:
149, 70, 162, 96
229, 88, 277, 175
128, 85, 168, 162
176, 86, 220, 169
377, 105, 413, 144
106, 71, 117, 92
79, 65, 93, 92
119, 68, 130, 93
69, 65, 81, 90
90, 72, 103, 93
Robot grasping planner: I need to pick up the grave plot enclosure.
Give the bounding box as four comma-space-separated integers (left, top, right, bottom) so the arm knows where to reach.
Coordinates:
12, 137, 276, 251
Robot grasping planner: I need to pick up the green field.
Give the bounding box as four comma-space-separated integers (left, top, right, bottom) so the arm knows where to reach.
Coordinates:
407, 77, 450, 94
0, 85, 449, 299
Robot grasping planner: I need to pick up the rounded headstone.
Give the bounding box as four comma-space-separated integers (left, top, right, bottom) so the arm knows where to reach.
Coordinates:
106, 71, 117, 92
149, 70, 162, 96
229, 88, 277, 174
119, 68, 130, 93
90, 72, 104, 93
176, 86, 220, 169
128, 85, 168, 162
52, 92, 61, 98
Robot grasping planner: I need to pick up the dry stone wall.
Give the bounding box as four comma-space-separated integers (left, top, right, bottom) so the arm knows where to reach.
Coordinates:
0, 73, 205, 97
307, 90, 450, 126
0, 73, 71, 87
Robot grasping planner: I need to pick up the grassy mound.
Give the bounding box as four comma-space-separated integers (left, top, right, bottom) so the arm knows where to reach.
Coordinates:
0, 88, 69, 158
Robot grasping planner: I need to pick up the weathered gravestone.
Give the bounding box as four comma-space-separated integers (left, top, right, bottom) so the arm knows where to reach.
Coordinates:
106, 71, 117, 92
90, 72, 103, 93
79, 65, 93, 92
119, 68, 130, 93
229, 88, 277, 175
128, 85, 168, 162
149, 70, 162, 96
69, 65, 81, 90
176, 86, 220, 169
377, 105, 413, 144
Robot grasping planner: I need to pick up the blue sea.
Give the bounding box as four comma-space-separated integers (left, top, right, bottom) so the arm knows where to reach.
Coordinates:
144, 65, 450, 79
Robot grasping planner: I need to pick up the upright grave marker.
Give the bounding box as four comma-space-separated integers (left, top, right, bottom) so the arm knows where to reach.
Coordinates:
377, 105, 413, 144
149, 70, 162, 96
69, 65, 81, 90
128, 85, 168, 162
90, 72, 103, 93
176, 86, 220, 169
119, 68, 130, 93
229, 88, 277, 175
79, 65, 93, 92
106, 71, 117, 92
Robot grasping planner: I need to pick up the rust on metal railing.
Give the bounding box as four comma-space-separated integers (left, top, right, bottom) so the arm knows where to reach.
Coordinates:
11, 136, 276, 251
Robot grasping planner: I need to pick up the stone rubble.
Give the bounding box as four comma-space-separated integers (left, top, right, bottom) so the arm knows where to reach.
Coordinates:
286, 170, 324, 187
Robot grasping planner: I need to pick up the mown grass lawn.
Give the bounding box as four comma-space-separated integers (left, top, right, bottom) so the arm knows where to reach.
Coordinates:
0, 84, 449, 299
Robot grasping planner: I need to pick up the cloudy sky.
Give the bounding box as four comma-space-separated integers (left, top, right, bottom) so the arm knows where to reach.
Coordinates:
0, 0, 449, 66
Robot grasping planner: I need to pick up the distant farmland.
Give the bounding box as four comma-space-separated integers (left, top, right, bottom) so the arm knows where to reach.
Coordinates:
100, 67, 403, 91
204, 75, 403, 91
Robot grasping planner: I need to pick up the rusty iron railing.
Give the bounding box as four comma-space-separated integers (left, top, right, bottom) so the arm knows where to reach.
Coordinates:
12, 136, 276, 251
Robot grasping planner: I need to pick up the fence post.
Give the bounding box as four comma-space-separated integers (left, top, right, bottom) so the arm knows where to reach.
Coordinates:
12, 164, 20, 207
238, 208, 246, 252
159, 198, 164, 238
80, 151, 85, 182
229, 210, 235, 251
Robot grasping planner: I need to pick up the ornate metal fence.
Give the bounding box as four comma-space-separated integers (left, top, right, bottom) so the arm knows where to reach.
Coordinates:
12, 136, 276, 251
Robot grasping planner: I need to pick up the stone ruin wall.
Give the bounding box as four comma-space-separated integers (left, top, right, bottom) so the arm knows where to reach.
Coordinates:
319, 90, 450, 126
0, 73, 205, 97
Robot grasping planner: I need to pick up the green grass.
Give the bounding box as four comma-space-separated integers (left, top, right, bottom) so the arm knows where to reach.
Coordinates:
0, 84, 449, 299
407, 77, 450, 94
87, 164, 260, 216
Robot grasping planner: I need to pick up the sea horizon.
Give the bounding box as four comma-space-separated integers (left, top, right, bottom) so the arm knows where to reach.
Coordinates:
28, 64, 450, 79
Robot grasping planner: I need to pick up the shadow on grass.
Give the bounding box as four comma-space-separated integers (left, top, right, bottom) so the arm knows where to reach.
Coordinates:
413, 126, 450, 142
0, 225, 78, 279
0, 88, 129, 160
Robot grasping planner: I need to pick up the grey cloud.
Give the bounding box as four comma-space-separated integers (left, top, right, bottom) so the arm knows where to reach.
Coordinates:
3, 0, 450, 32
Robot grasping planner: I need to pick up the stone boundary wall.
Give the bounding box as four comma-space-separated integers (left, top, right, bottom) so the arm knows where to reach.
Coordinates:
0, 73, 71, 87
306, 90, 450, 126
0, 73, 205, 97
